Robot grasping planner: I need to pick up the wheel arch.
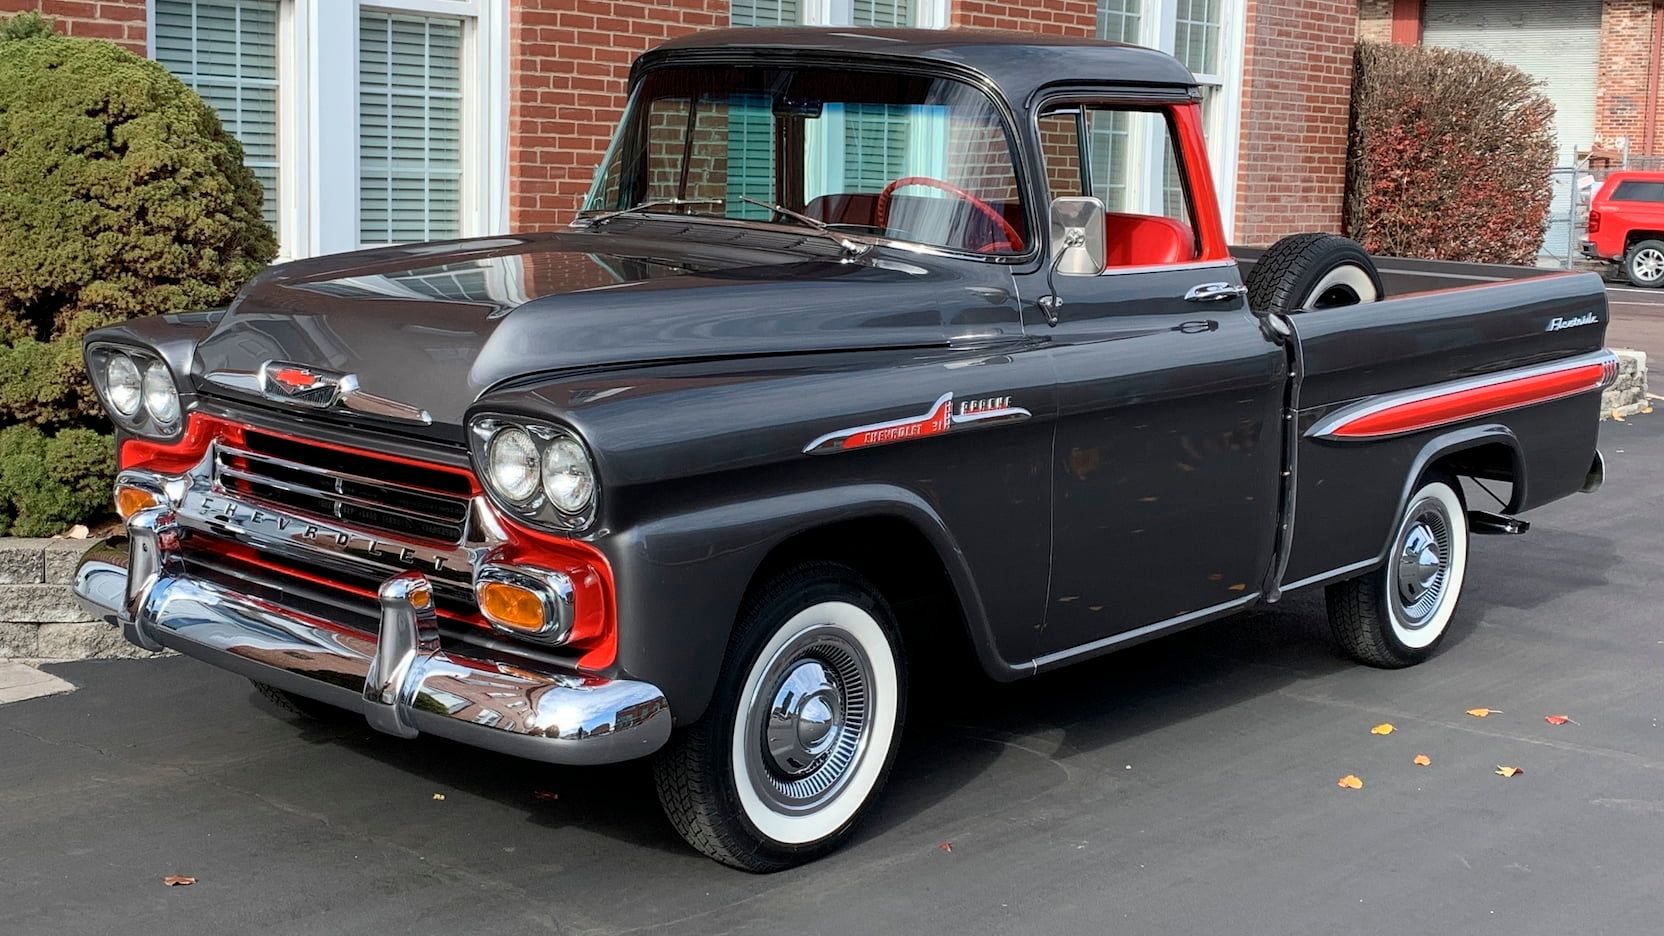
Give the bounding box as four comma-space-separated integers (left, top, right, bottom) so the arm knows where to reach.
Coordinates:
1379, 424, 1523, 563
612, 483, 1021, 726
1623, 230, 1664, 251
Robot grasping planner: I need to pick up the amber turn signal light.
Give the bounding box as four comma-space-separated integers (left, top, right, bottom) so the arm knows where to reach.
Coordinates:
114, 484, 163, 520
477, 580, 547, 633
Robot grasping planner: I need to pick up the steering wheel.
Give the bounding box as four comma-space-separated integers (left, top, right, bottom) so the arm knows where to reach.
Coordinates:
874, 176, 1026, 253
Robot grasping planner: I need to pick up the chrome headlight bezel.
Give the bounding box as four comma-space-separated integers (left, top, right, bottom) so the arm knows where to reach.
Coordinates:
86, 343, 185, 441
468, 416, 599, 532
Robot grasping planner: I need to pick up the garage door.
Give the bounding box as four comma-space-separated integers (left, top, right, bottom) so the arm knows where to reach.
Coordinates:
1424, 0, 1601, 262
1424, 0, 1600, 162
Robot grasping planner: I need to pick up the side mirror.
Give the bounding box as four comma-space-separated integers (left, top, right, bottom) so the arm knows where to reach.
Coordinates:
1048, 196, 1107, 276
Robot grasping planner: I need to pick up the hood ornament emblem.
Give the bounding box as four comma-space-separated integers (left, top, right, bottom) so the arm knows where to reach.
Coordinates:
200, 360, 433, 425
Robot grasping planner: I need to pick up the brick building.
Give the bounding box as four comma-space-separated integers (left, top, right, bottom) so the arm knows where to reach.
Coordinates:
2, 0, 1360, 258
1360, 0, 1664, 164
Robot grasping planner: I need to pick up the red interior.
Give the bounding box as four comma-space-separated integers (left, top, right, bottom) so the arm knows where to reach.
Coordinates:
1102, 212, 1197, 267
804, 192, 1198, 267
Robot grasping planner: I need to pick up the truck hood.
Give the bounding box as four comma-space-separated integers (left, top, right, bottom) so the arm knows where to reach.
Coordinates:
193, 223, 1012, 435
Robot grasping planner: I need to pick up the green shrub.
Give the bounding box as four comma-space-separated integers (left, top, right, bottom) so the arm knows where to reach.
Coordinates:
0, 425, 116, 536
0, 14, 276, 533
1346, 42, 1557, 265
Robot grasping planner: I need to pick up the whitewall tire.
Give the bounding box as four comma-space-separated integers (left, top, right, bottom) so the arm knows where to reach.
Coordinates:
1327, 477, 1469, 668
654, 562, 906, 871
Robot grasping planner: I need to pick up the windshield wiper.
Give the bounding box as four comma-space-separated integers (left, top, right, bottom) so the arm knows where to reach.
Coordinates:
736, 195, 870, 257
580, 198, 724, 226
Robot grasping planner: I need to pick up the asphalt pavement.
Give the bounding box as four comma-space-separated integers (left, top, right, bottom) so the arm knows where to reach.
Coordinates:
2, 420, 1662, 936
1603, 278, 1664, 358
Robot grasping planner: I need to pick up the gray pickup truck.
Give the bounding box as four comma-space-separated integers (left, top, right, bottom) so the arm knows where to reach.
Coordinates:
75, 28, 1612, 870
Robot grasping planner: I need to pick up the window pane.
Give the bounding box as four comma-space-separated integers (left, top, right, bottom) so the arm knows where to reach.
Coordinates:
588, 67, 1027, 254
1037, 112, 1084, 200
359, 11, 466, 245
852, 0, 912, 27
154, 0, 280, 231
1097, 0, 1141, 44
1173, 0, 1222, 76
730, 0, 800, 25
1040, 104, 1197, 266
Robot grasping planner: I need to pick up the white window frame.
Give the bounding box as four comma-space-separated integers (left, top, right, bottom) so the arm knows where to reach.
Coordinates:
1114, 0, 1245, 238
150, 0, 508, 259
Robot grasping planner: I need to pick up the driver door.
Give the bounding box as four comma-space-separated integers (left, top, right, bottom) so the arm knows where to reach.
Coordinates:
1019, 99, 1287, 660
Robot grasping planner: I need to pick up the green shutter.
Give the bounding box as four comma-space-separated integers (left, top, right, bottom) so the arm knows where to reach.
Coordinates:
154, 0, 280, 230
358, 12, 464, 245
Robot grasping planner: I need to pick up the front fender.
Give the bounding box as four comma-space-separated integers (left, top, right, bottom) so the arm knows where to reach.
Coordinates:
601, 482, 1021, 726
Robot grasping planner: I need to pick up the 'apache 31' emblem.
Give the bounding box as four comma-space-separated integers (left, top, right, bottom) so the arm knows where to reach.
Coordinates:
803, 393, 1031, 454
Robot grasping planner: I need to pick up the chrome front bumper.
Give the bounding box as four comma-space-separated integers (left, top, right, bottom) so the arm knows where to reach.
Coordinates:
74, 509, 671, 765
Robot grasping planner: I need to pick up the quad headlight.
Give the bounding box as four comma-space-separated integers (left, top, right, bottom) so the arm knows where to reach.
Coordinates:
87, 344, 184, 439
470, 417, 598, 531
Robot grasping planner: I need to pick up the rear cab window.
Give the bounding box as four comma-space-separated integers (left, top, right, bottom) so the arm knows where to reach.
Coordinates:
1610, 180, 1664, 202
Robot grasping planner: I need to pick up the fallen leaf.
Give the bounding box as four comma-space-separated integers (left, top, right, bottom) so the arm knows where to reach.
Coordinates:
1644, 405, 1656, 414
1337, 774, 1364, 790
1466, 708, 1502, 718
1370, 723, 1395, 735
938, 842, 954, 853
1544, 715, 1573, 726
1495, 765, 1523, 778
162, 875, 197, 887
533, 790, 560, 801
66, 524, 89, 539
1612, 410, 1626, 422
432, 793, 446, 801
1413, 754, 1431, 766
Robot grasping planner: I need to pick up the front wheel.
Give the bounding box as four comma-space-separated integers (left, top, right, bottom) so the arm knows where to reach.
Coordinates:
653, 562, 906, 872
1624, 239, 1664, 287
1326, 477, 1469, 668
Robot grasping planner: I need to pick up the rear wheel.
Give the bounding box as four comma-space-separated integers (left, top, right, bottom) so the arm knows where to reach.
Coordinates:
1247, 233, 1384, 314
654, 562, 906, 872
1326, 477, 1469, 668
1624, 239, 1664, 287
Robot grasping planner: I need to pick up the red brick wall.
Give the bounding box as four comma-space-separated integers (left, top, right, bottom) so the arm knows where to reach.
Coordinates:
0, 0, 146, 53
1233, 0, 1356, 244
949, 0, 1093, 35
1595, 0, 1659, 155
1356, 0, 1392, 42
508, 0, 728, 233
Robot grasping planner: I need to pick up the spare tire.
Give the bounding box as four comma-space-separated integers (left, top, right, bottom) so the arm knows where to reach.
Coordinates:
1246, 233, 1384, 314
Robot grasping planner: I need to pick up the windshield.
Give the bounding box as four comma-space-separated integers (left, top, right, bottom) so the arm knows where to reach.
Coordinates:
582, 65, 1029, 255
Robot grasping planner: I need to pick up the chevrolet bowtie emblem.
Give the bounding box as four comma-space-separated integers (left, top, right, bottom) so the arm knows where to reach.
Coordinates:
251, 360, 433, 425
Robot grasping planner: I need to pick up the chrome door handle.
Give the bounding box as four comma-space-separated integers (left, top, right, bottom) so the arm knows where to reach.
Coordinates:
1184, 282, 1248, 302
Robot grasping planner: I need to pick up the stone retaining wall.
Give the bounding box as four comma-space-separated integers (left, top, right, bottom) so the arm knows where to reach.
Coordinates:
1603, 349, 1650, 418
0, 539, 149, 661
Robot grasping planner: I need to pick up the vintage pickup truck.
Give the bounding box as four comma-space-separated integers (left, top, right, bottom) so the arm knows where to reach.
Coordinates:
74, 29, 1613, 871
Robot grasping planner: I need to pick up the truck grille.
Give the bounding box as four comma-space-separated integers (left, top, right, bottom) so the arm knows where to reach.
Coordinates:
214, 429, 475, 544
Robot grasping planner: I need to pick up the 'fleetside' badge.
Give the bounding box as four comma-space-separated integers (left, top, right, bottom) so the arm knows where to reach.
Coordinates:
803, 393, 1031, 454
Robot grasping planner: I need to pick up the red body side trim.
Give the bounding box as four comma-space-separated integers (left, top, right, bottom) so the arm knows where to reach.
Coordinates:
119, 413, 618, 670
1330, 364, 1607, 439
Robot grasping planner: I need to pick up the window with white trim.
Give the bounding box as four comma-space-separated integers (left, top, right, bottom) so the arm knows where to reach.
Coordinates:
154, 0, 282, 229
1094, 0, 1243, 234
357, 10, 465, 244
152, 0, 508, 259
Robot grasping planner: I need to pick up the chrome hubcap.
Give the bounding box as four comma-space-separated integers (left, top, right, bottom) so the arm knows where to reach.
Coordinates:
1636, 249, 1664, 281
766, 660, 843, 776
745, 629, 872, 814
1393, 501, 1451, 626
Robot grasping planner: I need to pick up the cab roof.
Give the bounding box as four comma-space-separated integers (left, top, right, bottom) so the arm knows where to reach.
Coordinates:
634, 27, 1200, 105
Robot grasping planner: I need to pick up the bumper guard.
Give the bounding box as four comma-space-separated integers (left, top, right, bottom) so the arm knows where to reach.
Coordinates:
73, 508, 671, 765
